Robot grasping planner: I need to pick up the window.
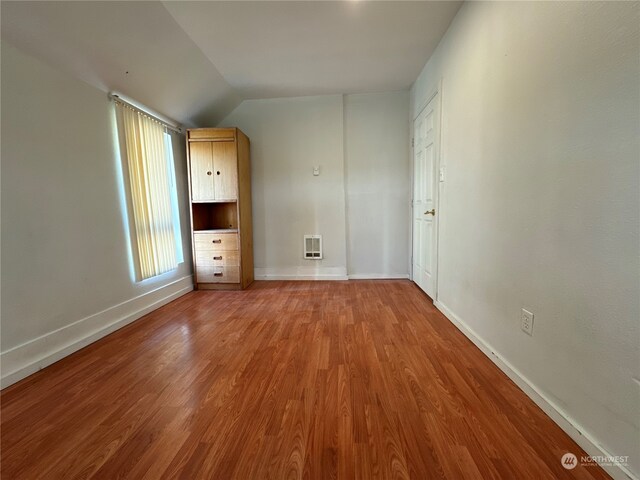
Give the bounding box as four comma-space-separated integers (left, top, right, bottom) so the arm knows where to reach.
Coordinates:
115, 101, 182, 280
164, 131, 184, 265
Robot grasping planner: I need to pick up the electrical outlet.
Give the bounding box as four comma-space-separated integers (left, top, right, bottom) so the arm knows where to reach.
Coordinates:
521, 308, 534, 336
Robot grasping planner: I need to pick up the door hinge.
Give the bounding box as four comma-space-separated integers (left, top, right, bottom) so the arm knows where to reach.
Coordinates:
411, 138, 414, 147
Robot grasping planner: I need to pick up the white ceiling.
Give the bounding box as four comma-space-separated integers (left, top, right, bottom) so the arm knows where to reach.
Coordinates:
1, 1, 241, 126
164, 1, 462, 99
1, 1, 461, 127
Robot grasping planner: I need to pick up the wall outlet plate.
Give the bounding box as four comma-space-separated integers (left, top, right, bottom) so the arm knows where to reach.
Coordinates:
521, 308, 534, 336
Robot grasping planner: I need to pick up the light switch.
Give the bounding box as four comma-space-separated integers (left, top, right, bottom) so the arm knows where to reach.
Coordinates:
313, 166, 320, 176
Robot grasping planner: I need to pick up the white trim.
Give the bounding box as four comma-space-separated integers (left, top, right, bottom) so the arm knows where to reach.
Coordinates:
342, 94, 352, 279
434, 300, 637, 480
433, 78, 444, 303
254, 266, 348, 281
411, 79, 443, 301
347, 273, 410, 280
1, 275, 194, 389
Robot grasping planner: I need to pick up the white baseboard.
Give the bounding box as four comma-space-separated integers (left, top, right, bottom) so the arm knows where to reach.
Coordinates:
254, 266, 348, 281
434, 300, 637, 480
347, 273, 410, 280
1, 275, 194, 389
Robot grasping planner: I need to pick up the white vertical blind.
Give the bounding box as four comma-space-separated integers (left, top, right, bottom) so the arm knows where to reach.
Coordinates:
116, 102, 177, 279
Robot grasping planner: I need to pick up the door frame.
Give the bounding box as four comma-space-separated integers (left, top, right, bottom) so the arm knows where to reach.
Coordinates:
410, 80, 443, 301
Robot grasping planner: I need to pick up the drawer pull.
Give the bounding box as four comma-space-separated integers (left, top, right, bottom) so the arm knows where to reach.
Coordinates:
213, 256, 223, 260
214, 272, 223, 277
206, 171, 212, 176
212, 239, 222, 244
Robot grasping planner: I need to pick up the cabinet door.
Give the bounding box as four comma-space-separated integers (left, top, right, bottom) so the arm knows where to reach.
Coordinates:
190, 142, 215, 201
212, 141, 238, 200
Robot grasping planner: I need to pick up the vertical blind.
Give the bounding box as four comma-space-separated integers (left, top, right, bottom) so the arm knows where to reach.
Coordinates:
115, 102, 178, 279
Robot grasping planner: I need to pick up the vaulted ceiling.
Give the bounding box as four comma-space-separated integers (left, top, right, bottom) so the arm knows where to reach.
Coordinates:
1, 1, 461, 127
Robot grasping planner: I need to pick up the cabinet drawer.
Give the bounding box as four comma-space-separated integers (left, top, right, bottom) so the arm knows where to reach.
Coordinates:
194, 233, 239, 251
195, 250, 240, 267
196, 266, 240, 284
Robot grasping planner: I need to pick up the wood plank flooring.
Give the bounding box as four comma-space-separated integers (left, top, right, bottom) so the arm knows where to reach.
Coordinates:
1, 280, 609, 479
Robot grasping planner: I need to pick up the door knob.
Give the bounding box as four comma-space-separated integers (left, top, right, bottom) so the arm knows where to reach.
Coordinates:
424, 209, 436, 215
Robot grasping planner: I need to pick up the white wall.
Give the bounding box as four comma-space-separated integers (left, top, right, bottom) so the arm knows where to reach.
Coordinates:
219, 95, 348, 279
344, 92, 410, 278
1, 42, 194, 386
218, 93, 411, 280
411, 2, 639, 478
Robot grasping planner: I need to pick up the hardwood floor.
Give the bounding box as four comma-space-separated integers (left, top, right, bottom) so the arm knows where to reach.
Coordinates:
1, 280, 609, 479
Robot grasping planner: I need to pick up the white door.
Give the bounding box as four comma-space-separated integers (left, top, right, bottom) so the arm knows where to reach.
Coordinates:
412, 94, 439, 298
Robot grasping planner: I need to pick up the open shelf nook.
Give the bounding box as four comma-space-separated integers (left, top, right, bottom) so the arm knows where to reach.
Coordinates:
192, 202, 238, 232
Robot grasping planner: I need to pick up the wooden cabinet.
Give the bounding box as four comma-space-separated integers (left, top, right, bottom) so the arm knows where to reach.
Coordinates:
212, 142, 238, 200
189, 141, 238, 202
189, 142, 215, 201
186, 128, 253, 290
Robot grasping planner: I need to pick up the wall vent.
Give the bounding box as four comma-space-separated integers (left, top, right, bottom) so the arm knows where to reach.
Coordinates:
304, 235, 322, 260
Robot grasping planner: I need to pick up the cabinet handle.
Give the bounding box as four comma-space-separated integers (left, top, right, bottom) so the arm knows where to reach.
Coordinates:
213, 256, 222, 260
216, 171, 221, 175
212, 239, 222, 244
206, 171, 212, 176
214, 272, 223, 277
